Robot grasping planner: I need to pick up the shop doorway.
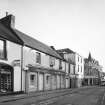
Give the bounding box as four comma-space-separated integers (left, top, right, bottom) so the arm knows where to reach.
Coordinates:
0, 63, 13, 93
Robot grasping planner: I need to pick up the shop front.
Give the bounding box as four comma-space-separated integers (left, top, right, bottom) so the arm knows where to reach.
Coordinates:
0, 63, 13, 94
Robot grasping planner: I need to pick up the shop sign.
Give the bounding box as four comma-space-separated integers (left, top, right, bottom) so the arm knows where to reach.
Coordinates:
12, 60, 21, 67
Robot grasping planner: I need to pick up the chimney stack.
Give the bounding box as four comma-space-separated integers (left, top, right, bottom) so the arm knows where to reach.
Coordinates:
6, 12, 8, 16
10, 15, 15, 28
0, 14, 15, 28
50, 46, 55, 50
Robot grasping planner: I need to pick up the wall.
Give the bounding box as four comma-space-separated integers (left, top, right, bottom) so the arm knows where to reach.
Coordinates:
0, 40, 22, 92
75, 53, 84, 79
70, 64, 75, 74
61, 61, 66, 72
66, 62, 69, 74
23, 46, 60, 70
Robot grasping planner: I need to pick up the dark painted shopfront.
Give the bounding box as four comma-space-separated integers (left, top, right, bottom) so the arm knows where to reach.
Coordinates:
0, 63, 13, 93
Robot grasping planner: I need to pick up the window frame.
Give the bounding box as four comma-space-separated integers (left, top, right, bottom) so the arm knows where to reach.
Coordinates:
0, 39, 7, 60
30, 74, 36, 86
36, 52, 41, 64
49, 56, 55, 67
78, 65, 79, 72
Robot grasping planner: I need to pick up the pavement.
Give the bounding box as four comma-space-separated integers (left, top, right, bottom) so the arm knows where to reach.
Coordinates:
0, 86, 104, 105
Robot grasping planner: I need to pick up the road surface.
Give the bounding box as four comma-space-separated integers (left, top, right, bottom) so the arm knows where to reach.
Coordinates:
48, 86, 105, 105
0, 86, 105, 105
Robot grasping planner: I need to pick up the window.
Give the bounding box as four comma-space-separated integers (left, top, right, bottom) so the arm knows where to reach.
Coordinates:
46, 75, 50, 84
30, 74, 35, 86
78, 56, 79, 62
59, 60, 62, 69
49, 56, 55, 67
36, 52, 41, 64
0, 39, 7, 59
81, 58, 82, 63
78, 65, 79, 72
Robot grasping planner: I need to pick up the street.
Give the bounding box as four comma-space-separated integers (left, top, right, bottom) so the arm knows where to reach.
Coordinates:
0, 86, 105, 105
48, 86, 105, 105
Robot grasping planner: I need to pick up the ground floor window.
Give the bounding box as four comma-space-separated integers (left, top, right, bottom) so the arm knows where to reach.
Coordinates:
30, 74, 37, 86
46, 75, 50, 84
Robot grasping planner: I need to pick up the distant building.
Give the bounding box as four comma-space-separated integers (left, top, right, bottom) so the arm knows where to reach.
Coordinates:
84, 53, 102, 86
57, 48, 84, 88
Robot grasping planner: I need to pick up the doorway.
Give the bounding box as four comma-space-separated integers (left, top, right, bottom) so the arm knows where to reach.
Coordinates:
0, 63, 13, 93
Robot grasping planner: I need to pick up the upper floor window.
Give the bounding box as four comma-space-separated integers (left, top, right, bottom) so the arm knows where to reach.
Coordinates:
49, 56, 55, 67
81, 58, 82, 63
59, 60, 62, 69
36, 52, 41, 64
78, 65, 79, 72
0, 39, 7, 60
81, 66, 82, 72
78, 56, 79, 62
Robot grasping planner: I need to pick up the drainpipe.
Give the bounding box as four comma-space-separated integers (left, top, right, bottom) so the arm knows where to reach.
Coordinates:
21, 46, 23, 92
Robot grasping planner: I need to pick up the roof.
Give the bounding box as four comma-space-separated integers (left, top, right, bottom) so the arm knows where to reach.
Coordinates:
0, 15, 62, 59
57, 48, 75, 54
0, 22, 23, 45
13, 29, 62, 59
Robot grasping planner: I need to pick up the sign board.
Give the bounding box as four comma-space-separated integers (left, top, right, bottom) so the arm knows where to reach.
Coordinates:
12, 60, 21, 67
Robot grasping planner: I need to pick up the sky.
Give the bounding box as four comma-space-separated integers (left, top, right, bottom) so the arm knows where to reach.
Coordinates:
0, 0, 105, 71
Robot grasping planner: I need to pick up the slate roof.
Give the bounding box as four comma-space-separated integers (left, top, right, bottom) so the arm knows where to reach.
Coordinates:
0, 15, 62, 59
13, 29, 62, 59
0, 22, 23, 45
57, 48, 75, 54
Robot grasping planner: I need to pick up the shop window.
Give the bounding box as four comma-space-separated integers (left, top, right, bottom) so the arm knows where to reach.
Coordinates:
30, 74, 36, 86
0, 39, 7, 59
36, 52, 41, 64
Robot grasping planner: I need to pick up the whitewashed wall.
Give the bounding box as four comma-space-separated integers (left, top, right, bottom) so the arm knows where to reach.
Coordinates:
62, 61, 66, 71
23, 46, 60, 70
8, 41, 22, 92
0, 40, 22, 92
66, 62, 69, 74
75, 54, 84, 78
53, 58, 59, 70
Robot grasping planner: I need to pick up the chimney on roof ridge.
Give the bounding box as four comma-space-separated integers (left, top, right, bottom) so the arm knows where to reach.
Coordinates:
50, 46, 56, 50
0, 14, 15, 28
6, 12, 8, 16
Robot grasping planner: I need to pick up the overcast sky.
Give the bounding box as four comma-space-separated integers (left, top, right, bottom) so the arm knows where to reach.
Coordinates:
0, 0, 105, 71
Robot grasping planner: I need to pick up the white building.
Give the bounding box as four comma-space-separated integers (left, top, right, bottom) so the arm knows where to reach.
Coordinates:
57, 48, 84, 87
0, 14, 69, 94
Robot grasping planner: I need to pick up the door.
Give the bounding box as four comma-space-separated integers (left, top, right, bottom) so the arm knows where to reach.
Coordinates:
39, 73, 44, 91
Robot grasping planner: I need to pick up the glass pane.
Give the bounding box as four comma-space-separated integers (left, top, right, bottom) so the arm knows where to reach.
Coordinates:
0, 40, 4, 58
36, 52, 41, 64
30, 74, 36, 86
